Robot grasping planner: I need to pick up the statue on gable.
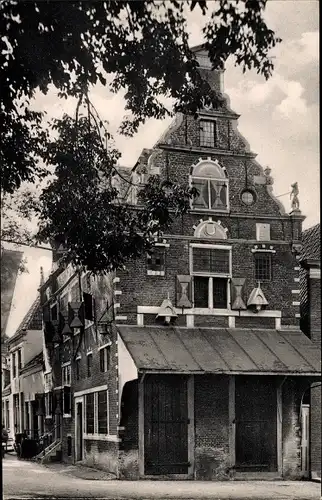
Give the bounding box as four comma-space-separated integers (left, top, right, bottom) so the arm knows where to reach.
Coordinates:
290, 182, 300, 211
264, 166, 274, 186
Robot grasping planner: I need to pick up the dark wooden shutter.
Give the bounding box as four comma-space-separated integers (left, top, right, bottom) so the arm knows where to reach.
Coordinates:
68, 302, 85, 328
191, 179, 208, 208
83, 292, 94, 321
176, 275, 192, 308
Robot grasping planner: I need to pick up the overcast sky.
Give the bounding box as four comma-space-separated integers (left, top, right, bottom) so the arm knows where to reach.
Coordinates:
5, 0, 319, 337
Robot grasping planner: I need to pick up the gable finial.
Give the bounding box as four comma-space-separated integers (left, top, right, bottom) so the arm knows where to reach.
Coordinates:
40, 266, 45, 286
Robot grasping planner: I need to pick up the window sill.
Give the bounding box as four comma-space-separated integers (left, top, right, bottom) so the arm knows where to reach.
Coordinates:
147, 270, 165, 276
84, 434, 121, 442
63, 414, 72, 419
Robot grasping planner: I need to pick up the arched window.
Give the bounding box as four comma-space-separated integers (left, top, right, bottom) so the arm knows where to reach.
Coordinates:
191, 159, 229, 212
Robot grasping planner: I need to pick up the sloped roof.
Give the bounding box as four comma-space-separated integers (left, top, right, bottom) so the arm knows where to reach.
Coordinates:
20, 351, 43, 373
1, 249, 23, 336
8, 297, 42, 343
301, 223, 320, 261
118, 326, 321, 376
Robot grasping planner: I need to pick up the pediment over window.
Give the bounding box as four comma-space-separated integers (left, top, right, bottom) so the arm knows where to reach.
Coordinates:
191, 158, 227, 179
193, 219, 228, 239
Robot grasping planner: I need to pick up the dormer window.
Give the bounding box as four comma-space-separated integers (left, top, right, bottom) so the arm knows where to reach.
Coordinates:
200, 120, 217, 148
191, 159, 229, 212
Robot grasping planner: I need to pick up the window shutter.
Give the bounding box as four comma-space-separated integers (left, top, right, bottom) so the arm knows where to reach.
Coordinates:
231, 278, 246, 310
63, 386, 71, 414
68, 301, 85, 328
191, 179, 208, 208
176, 275, 192, 308
83, 292, 94, 321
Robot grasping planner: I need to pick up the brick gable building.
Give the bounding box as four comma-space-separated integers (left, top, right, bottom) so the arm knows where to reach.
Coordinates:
39, 46, 321, 480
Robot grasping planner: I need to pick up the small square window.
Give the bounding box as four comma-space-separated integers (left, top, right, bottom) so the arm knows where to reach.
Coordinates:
147, 247, 165, 276
254, 253, 272, 281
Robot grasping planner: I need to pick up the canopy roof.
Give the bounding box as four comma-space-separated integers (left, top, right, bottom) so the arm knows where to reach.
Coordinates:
118, 326, 321, 377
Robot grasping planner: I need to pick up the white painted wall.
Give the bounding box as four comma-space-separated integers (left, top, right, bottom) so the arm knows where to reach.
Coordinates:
117, 333, 138, 411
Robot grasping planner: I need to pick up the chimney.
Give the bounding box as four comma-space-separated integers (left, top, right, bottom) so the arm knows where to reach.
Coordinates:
192, 44, 225, 93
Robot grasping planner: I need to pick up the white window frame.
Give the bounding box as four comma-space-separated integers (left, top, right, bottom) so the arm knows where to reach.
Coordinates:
86, 351, 93, 378
84, 389, 110, 438
190, 243, 232, 310
98, 344, 111, 373
62, 362, 71, 386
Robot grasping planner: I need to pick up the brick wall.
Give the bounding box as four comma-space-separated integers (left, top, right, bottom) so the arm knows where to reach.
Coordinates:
310, 385, 321, 476
308, 277, 321, 341
308, 275, 321, 477
282, 378, 308, 479
194, 375, 230, 480
116, 237, 300, 328
84, 439, 118, 474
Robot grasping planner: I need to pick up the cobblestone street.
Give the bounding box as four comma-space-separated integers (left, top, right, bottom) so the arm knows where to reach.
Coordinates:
3, 454, 321, 500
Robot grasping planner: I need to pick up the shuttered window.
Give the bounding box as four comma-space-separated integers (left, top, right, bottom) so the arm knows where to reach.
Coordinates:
191, 178, 228, 210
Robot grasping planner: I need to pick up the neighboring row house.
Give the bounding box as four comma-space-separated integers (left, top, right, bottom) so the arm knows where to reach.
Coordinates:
3, 298, 44, 441
37, 45, 320, 480
300, 223, 321, 480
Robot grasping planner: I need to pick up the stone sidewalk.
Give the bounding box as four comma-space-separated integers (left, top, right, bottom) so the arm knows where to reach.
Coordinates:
3, 454, 322, 499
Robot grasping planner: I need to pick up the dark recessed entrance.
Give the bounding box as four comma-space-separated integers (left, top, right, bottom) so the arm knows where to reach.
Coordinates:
144, 374, 189, 475
235, 376, 277, 472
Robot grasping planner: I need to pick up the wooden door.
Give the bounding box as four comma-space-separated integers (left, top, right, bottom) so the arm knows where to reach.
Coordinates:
235, 377, 277, 472
144, 375, 188, 475
76, 402, 83, 461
